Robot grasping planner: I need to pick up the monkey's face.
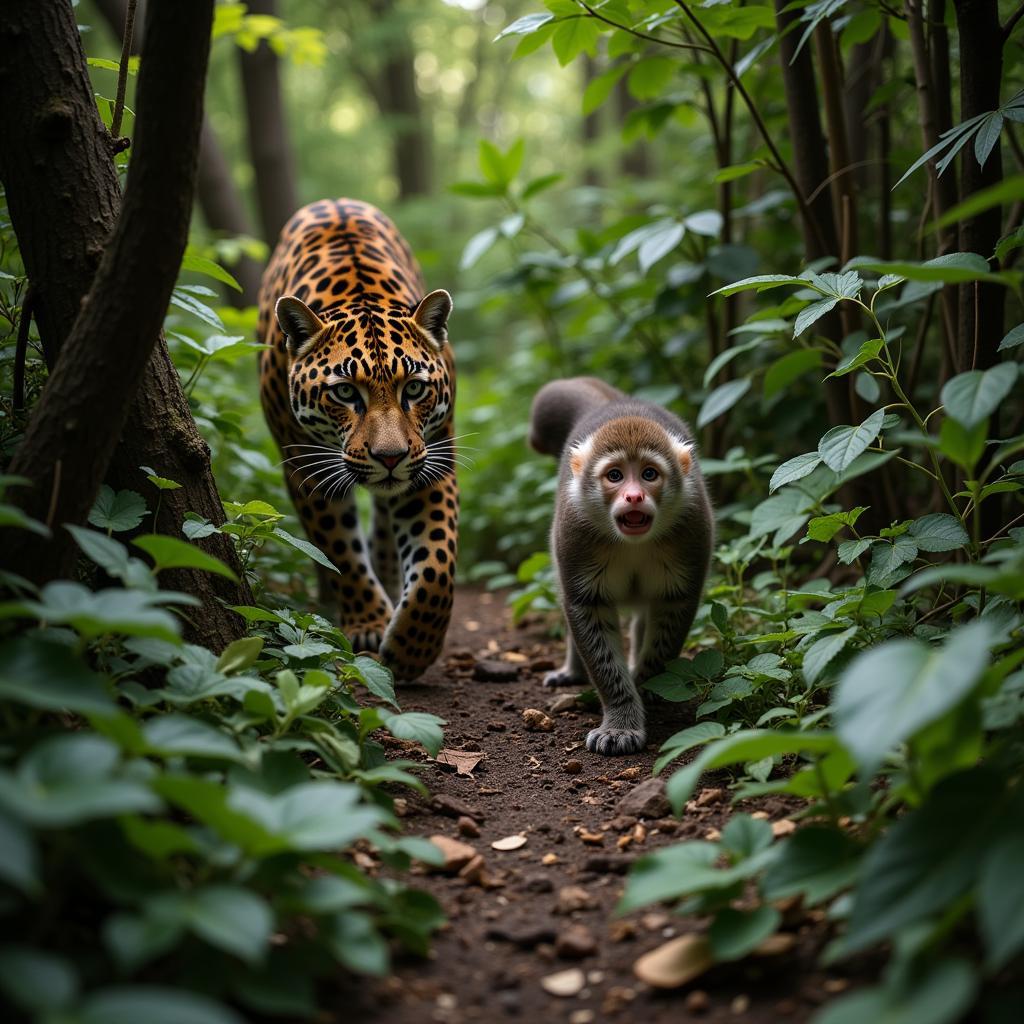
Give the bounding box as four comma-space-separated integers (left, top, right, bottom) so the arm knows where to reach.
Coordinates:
569, 418, 693, 544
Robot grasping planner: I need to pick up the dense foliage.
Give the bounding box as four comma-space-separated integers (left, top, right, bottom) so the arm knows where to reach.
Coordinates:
1, 0, 1023, 1021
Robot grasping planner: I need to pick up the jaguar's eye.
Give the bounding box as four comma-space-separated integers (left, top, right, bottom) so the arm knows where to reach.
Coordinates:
404, 380, 427, 401
606, 468, 624, 483
331, 382, 358, 403
641, 467, 659, 482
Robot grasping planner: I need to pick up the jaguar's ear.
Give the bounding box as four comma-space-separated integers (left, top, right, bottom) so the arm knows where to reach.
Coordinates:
411, 289, 453, 349
276, 296, 325, 358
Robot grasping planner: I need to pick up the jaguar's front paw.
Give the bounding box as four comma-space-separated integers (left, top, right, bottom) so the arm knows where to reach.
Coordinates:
585, 726, 647, 756
543, 667, 588, 689
343, 619, 390, 654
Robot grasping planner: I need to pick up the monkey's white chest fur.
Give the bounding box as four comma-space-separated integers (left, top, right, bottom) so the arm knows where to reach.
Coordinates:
593, 542, 689, 608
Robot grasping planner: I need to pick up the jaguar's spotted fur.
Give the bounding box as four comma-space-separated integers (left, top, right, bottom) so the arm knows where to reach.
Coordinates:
258, 199, 458, 679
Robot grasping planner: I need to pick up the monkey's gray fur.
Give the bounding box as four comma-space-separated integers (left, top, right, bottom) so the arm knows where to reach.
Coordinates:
530, 377, 714, 756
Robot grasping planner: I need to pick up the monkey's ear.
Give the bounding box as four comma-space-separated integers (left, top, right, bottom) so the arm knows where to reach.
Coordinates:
276, 296, 325, 358
674, 441, 694, 475
411, 289, 453, 348
568, 437, 593, 477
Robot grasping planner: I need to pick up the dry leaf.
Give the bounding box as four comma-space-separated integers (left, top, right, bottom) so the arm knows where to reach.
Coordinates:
527, 754, 542, 769
616, 766, 644, 781
491, 834, 528, 851
540, 967, 586, 998
576, 828, 605, 845
435, 748, 485, 776
633, 935, 714, 989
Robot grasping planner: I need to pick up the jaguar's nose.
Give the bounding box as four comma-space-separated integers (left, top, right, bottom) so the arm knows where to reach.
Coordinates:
370, 448, 408, 470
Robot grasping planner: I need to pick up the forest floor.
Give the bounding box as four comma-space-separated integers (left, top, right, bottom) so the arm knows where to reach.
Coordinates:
343, 587, 856, 1024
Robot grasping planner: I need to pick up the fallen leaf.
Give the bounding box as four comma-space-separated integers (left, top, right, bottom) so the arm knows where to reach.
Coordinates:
616, 766, 644, 781
633, 934, 714, 989
527, 754, 543, 769
435, 748, 485, 776
541, 967, 586, 997
491, 834, 528, 851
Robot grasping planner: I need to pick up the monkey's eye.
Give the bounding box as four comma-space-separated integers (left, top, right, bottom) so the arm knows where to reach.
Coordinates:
641, 467, 659, 482
606, 468, 624, 483
329, 382, 360, 406
404, 380, 427, 401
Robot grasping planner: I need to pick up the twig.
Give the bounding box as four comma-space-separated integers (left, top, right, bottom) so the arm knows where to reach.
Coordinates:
13, 286, 33, 412
576, 1, 712, 55
111, 0, 138, 141
670, 0, 830, 256
1004, 2, 1024, 42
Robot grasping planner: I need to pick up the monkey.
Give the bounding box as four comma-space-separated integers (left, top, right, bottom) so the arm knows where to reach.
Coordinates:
529, 377, 714, 756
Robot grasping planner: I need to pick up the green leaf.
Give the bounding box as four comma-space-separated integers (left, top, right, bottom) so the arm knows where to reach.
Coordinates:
494, 12, 554, 41
617, 841, 721, 911
805, 507, 867, 543
818, 408, 886, 473
837, 538, 870, 564
133, 534, 238, 582
708, 906, 780, 961
938, 416, 987, 469
769, 452, 822, 493
170, 287, 225, 331
851, 252, 1014, 286
697, 378, 752, 429
978, 833, 1024, 970
941, 363, 1018, 427
0, 946, 78, 1012
908, 513, 968, 552
762, 827, 861, 905
637, 219, 685, 272
654, 722, 725, 774
180, 247, 241, 292
930, 174, 1024, 232
842, 767, 1009, 953
271, 527, 340, 573
142, 715, 247, 764
89, 485, 148, 532
352, 655, 398, 708
998, 323, 1024, 350
75, 986, 246, 1024
710, 273, 804, 298
763, 349, 822, 397
835, 620, 993, 773
67, 524, 133, 578
0, 636, 114, 714
665, 731, 837, 812
379, 710, 445, 757
551, 15, 600, 66
521, 172, 564, 199
326, 911, 390, 975
721, 813, 773, 859
0, 815, 40, 894
828, 337, 884, 378
802, 627, 857, 685
627, 56, 675, 100
794, 297, 839, 337
215, 636, 264, 674
163, 885, 273, 964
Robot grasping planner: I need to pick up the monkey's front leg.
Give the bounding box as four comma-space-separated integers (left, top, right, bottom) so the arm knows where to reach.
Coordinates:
543, 631, 588, 688
566, 601, 646, 756
632, 598, 700, 687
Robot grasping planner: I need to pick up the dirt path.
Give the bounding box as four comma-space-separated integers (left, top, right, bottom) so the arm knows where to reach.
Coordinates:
350, 588, 848, 1024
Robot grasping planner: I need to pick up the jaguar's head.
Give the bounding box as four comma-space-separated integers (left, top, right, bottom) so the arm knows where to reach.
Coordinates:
276, 290, 455, 497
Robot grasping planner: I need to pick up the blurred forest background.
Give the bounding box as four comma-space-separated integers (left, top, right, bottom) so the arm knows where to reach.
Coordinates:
1, 1, 1024, 1021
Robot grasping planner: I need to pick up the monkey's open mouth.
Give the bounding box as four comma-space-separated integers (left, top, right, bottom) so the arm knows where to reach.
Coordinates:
617, 511, 653, 535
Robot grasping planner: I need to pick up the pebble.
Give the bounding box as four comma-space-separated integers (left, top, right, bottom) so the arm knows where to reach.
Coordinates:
556, 885, 597, 914
522, 873, 554, 893
457, 816, 480, 838
685, 990, 710, 1013
731, 995, 751, 1014
540, 967, 586, 998
548, 693, 578, 715
486, 922, 557, 949
695, 787, 727, 807
531, 657, 557, 672
474, 659, 520, 683
555, 924, 598, 959
428, 834, 478, 873
615, 777, 670, 818
522, 708, 554, 732
569, 1012, 595, 1024
563, 759, 583, 775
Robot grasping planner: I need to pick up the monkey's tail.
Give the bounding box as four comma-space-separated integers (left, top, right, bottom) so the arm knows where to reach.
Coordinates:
528, 376, 624, 457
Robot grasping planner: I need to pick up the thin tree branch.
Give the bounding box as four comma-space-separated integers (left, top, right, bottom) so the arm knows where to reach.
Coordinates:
577, 1, 712, 55
110, 0, 137, 140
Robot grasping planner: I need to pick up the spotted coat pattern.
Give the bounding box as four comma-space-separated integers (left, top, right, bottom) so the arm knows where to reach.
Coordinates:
258, 199, 458, 680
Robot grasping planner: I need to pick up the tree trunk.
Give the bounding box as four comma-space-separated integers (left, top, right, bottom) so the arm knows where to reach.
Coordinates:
91, 0, 262, 306
0, 0, 251, 649
953, 0, 1005, 373
581, 54, 602, 188
615, 75, 652, 179
239, 0, 299, 242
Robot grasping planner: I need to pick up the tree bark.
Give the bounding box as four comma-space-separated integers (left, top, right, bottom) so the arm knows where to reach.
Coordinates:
0, 0, 250, 648
953, 0, 1005, 373
238, 0, 299, 242
92, 0, 261, 306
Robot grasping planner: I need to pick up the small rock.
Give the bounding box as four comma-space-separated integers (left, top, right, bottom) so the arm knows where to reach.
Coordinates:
492, 834, 528, 851
750, 810, 770, 820
540, 967, 585, 998
457, 816, 481, 838
772, 819, 797, 837
487, 921, 557, 949
615, 777, 670, 818
609, 920, 637, 942
523, 708, 554, 732
634, 934, 714, 989
704, 828, 721, 841
755, 933, 797, 957
616, 765, 644, 781
601, 986, 637, 1015
522, 873, 554, 893
548, 693, 578, 715
556, 924, 597, 959
486, 720, 507, 732
685, 990, 711, 1014
731, 994, 751, 1014
606, 815, 636, 831
569, 1011, 595, 1024
531, 657, 557, 672
584, 854, 633, 875
695, 787, 727, 807
433, 793, 485, 822
576, 828, 605, 845
541, 853, 560, 866
474, 659, 520, 683
563, 759, 583, 775
556, 885, 597, 914
428, 834, 478, 873
641, 912, 670, 932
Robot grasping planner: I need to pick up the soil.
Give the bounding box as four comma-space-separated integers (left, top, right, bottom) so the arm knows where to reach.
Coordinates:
347, 588, 855, 1024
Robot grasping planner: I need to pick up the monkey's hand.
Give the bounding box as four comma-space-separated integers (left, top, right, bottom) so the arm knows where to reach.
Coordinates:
586, 725, 646, 756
